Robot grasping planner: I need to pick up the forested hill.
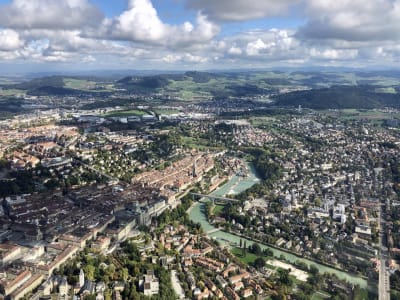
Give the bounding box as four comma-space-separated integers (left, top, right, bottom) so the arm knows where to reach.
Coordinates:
273, 85, 400, 109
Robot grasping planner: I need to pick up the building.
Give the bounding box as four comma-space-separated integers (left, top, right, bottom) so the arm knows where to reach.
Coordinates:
9, 273, 43, 300
0, 244, 22, 266
59, 277, 69, 297
36, 244, 79, 276
0, 269, 32, 297
79, 269, 85, 289
139, 270, 159, 296
91, 236, 110, 252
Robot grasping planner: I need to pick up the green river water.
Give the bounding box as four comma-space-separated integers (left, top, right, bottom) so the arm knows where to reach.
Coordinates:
188, 164, 369, 288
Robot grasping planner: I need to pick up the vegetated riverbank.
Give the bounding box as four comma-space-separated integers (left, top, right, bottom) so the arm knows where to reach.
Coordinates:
187, 161, 370, 289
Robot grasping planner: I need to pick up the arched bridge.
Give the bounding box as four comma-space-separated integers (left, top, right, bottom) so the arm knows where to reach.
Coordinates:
190, 192, 240, 203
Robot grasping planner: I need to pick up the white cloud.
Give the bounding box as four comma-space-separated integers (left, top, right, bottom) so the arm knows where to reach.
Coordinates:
163, 53, 208, 63
0, 0, 399, 69
299, 0, 400, 42
224, 29, 298, 57
88, 0, 219, 48
82, 55, 96, 63
186, 0, 300, 21
114, 0, 166, 42
309, 48, 358, 60
0, 0, 103, 30
0, 29, 23, 51
228, 46, 242, 55
246, 39, 272, 56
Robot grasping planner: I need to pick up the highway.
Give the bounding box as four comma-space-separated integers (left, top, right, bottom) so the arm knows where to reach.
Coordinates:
379, 205, 390, 300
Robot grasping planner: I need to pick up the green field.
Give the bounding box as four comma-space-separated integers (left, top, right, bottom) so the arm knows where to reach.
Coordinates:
63, 78, 111, 91
0, 89, 25, 96
104, 110, 147, 117
231, 247, 261, 265
64, 78, 97, 90
0, 111, 17, 120
321, 109, 400, 121
250, 116, 276, 126
311, 291, 331, 300
154, 109, 180, 115
181, 136, 224, 151
212, 204, 225, 215
375, 87, 397, 94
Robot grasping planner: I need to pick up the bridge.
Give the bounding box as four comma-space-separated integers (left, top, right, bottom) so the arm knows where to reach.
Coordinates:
190, 192, 240, 203
206, 228, 221, 234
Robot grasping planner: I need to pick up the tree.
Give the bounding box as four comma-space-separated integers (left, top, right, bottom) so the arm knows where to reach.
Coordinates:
277, 268, 292, 286
309, 264, 319, 275
83, 265, 95, 281
121, 268, 129, 281
250, 242, 262, 255
254, 257, 266, 269
263, 248, 273, 257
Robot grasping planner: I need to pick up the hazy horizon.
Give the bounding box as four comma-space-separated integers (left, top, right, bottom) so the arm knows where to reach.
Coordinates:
0, 0, 399, 73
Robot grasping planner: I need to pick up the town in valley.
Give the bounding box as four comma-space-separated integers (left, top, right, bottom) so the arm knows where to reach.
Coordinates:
0, 71, 400, 300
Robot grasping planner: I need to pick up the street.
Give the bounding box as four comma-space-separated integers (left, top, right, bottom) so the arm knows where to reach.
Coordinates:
379, 205, 390, 300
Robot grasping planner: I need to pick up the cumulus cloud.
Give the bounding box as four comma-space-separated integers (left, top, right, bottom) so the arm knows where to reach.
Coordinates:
87, 0, 219, 48
185, 0, 300, 21
298, 0, 400, 42
163, 53, 208, 63
246, 39, 272, 56
219, 29, 298, 59
0, 0, 399, 69
309, 48, 358, 60
0, 29, 23, 51
228, 46, 242, 55
0, 0, 103, 30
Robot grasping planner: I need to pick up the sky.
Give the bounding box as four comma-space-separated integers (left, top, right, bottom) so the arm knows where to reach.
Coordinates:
0, 0, 399, 73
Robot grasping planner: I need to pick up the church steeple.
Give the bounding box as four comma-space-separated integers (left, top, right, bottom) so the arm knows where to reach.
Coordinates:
193, 160, 197, 177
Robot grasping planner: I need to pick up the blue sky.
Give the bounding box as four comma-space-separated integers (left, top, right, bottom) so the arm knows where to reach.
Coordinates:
0, 0, 399, 73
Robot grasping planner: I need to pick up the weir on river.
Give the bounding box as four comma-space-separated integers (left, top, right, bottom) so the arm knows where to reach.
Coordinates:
187, 162, 369, 289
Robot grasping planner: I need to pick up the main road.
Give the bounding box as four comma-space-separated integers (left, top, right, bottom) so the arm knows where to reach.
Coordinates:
379, 205, 390, 300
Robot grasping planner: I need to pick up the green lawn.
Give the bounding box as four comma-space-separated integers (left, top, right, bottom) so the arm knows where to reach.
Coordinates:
0, 89, 25, 96
154, 109, 180, 115
64, 78, 97, 90
311, 292, 329, 300
181, 136, 222, 151
250, 116, 276, 126
231, 247, 275, 269
321, 109, 400, 121
231, 247, 260, 265
375, 87, 397, 94
104, 110, 147, 117
353, 287, 370, 300
212, 204, 225, 215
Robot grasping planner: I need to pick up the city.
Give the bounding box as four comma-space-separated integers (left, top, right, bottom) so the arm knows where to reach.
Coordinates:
1, 0, 400, 299
1, 93, 400, 299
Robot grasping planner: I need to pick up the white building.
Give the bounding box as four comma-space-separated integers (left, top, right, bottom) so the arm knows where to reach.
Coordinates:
139, 271, 159, 296
79, 269, 85, 289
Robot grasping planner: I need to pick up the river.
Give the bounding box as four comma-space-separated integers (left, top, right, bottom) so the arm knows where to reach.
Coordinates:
188, 163, 369, 288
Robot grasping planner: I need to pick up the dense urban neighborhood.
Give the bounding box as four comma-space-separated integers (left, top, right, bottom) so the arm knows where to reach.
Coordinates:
1, 71, 400, 300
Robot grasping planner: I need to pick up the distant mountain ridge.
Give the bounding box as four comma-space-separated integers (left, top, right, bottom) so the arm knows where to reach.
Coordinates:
273, 85, 400, 109
1, 71, 400, 110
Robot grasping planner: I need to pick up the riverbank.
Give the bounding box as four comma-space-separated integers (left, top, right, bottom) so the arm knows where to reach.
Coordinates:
187, 161, 369, 289
219, 228, 369, 282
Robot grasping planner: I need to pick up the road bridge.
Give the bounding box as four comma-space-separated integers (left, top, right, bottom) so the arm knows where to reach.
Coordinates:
190, 192, 239, 203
